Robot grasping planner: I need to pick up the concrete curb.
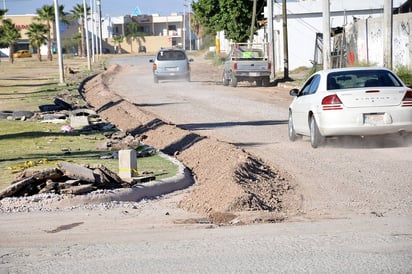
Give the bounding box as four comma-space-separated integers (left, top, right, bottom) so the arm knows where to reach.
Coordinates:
105, 151, 194, 202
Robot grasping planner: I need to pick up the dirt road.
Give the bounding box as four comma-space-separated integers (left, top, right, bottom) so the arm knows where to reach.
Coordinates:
1, 54, 411, 273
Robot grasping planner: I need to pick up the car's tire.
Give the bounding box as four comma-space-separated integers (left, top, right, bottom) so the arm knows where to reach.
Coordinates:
256, 79, 263, 87
0, 110, 14, 119
262, 76, 270, 87
54, 98, 72, 110
310, 116, 324, 148
154, 76, 159, 84
222, 72, 229, 86
230, 74, 238, 87
186, 74, 191, 82
288, 111, 298, 142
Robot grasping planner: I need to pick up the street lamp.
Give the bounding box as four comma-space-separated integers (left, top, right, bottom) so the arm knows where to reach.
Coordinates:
96, 0, 103, 57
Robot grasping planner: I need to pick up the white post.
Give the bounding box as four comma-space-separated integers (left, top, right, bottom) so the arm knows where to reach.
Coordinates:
119, 150, 138, 179
83, 0, 91, 70
322, 0, 331, 70
90, 0, 95, 63
53, 0, 65, 84
383, 0, 393, 69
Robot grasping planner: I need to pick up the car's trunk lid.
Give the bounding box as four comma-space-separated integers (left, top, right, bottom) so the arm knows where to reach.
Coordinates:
336, 87, 408, 108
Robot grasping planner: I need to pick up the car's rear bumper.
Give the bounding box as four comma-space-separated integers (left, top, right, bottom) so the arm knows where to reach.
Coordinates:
316, 107, 412, 136
154, 71, 190, 79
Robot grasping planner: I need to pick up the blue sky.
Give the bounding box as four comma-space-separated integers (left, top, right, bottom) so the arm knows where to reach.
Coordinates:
3, 0, 188, 16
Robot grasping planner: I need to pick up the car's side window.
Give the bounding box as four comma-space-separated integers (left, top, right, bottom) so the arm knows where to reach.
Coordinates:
300, 75, 320, 96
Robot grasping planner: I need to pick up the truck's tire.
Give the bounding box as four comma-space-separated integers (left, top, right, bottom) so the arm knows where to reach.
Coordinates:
222, 72, 229, 86
262, 77, 270, 87
230, 74, 238, 87
256, 79, 263, 87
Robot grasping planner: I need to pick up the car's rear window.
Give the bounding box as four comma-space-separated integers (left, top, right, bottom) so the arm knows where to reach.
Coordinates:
157, 50, 186, 61
327, 69, 403, 90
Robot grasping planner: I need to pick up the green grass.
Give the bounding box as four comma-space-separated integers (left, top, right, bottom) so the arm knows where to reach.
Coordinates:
0, 58, 178, 189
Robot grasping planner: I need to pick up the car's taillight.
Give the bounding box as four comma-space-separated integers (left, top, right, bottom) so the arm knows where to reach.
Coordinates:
322, 94, 343, 110
402, 90, 412, 107
152, 64, 157, 71
233, 63, 238, 70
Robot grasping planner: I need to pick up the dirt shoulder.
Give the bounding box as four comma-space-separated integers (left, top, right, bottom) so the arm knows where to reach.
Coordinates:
82, 63, 300, 224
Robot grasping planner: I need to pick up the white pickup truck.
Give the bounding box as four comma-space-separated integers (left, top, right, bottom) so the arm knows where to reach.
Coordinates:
222, 43, 271, 87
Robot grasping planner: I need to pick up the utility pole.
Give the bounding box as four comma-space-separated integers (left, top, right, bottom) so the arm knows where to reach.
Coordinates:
250, 0, 257, 43
322, 0, 331, 69
383, 0, 393, 69
282, 0, 289, 79
83, 0, 91, 70
53, 0, 64, 84
267, 0, 275, 79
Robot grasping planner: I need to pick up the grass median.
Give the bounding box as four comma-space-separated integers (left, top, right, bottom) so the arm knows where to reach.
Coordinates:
0, 56, 177, 190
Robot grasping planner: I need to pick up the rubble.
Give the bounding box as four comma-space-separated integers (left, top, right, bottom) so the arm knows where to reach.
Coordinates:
0, 161, 133, 199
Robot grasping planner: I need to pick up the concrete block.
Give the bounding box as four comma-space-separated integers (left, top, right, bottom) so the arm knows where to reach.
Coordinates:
70, 115, 89, 128
119, 149, 138, 179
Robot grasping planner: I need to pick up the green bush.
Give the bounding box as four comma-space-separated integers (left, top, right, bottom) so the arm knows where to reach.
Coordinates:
395, 65, 412, 87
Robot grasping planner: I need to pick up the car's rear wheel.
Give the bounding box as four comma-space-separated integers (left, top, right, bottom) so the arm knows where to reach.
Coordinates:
288, 111, 298, 142
154, 76, 159, 83
256, 79, 263, 87
186, 74, 191, 82
310, 116, 324, 148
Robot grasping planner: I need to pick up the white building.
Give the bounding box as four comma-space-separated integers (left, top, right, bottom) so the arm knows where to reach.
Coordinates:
271, 0, 409, 71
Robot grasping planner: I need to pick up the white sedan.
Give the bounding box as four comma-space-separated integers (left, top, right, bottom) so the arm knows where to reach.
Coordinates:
288, 67, 412, 148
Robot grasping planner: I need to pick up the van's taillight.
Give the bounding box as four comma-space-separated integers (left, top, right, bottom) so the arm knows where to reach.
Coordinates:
322, 94, 343, 110
402, 90, 412, 107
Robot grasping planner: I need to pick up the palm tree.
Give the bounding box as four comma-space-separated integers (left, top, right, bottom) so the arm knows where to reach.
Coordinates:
71, 3, 90, 58
26, 23, 47, 61
125, 21, 145, 53
35, 4, 67, 61
112, 35, 124, 54
35, 5, 54, 61
0, 19, 21, 63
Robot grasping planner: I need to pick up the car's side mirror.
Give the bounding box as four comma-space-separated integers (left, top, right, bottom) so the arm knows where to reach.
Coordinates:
189, 58, 194, 62
149, 59, 154, 63
289, 88, 299, 96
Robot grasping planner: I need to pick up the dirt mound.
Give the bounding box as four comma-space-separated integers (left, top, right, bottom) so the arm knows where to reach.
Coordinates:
82, 64, 298, 223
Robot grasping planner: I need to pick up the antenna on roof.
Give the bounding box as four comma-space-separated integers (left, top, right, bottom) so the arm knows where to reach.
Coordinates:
132, 5, 142, 16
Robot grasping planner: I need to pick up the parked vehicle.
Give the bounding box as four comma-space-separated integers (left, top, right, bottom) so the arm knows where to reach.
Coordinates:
149, 48, 193, 83
13, 50, 32, 58
288, 67, 412, 148
222, 43, 271, 87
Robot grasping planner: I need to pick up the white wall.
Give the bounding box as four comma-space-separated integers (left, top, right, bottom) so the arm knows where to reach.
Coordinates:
272, 0, 407, 70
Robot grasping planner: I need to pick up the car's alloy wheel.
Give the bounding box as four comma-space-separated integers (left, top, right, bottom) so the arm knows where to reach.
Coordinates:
288, 112, 297, 142
310, 116, 324, 148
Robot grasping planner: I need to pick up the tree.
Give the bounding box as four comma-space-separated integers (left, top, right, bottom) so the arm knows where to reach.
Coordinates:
112, 35, 124, 54
125, 21, 145, 53
35, 5, 54, 61
26, 23, 47, 61
192, 0, 266, 42
0, 18, 21, 63
71, 3, 90, 58
35, 4, 67, 61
